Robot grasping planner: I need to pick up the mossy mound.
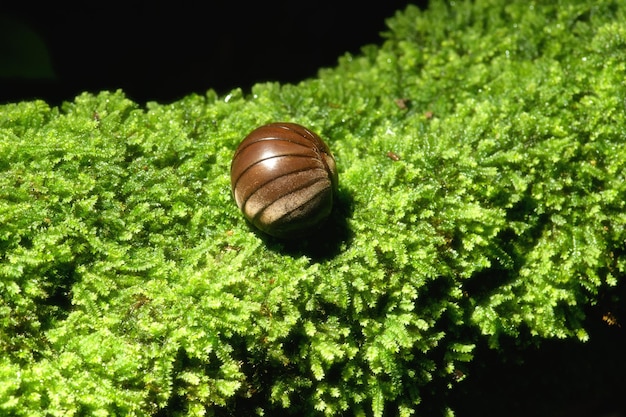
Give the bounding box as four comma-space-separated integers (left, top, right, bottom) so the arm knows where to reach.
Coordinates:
1, 0, 625, 415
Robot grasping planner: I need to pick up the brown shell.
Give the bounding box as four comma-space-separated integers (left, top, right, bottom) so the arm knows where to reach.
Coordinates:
230, 122, 338, 238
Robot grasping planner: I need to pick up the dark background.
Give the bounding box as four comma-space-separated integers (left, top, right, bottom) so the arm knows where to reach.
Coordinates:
0, 1, 426, 106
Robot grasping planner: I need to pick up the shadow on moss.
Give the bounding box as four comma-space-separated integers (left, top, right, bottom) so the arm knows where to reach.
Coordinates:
260, 186, 355, 262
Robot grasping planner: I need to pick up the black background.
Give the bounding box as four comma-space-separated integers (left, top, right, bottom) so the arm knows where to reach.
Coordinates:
0, 1, 426, 106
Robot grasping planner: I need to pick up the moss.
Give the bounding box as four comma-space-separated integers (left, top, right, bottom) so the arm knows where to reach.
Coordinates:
1, 0, 625, 415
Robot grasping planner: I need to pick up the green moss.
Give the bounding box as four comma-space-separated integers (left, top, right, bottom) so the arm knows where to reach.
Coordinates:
2, 0, 625, 415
